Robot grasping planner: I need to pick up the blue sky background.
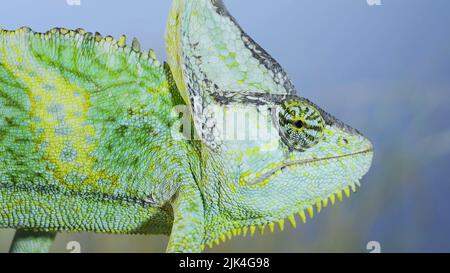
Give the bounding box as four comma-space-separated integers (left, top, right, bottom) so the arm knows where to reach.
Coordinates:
1, 0, 450, 252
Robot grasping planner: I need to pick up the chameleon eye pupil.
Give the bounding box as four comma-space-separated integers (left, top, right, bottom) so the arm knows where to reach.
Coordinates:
293, 120, 304, 129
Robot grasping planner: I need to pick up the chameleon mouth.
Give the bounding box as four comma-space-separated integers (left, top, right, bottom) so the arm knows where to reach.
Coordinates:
246, 148, 374, 186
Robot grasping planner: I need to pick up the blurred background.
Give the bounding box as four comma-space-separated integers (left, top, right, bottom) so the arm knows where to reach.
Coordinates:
1, 0, 449, 252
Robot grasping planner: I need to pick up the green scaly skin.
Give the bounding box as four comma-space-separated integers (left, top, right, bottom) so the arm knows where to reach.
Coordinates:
0, 0, 373, 253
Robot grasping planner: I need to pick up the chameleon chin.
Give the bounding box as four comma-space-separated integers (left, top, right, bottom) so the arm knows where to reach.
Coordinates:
0, 0, 373, 253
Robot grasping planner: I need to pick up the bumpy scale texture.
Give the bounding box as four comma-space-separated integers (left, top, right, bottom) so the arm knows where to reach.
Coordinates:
1, 0, 374, 253
0, 27, 183, 235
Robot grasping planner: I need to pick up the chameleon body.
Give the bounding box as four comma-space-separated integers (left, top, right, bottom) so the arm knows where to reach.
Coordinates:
0, 0, 373, 253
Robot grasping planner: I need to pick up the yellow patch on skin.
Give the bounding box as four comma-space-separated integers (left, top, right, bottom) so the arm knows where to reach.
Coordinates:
239, 160, 284, 188
1, 41, 117, 192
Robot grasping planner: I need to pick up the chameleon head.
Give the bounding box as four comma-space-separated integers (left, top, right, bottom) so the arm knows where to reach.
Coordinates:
212, 94, 373, 234
165, 0, 374, 243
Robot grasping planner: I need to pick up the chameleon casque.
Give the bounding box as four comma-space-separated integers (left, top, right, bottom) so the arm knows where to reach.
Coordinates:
0, 0, 373, 253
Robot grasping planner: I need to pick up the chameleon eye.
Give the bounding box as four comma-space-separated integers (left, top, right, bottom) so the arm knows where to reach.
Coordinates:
278, 99, 325, 150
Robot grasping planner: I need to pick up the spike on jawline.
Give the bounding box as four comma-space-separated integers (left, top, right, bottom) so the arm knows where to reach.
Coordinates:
316, 200, 322, 213
268, 222, 275, 233
344, 187, 351, 198
307, 206, 314, 218
288, 214, 296, 228
258, 224, 265, 235
250, 226, 256, 237
232, 229, 237, 237
277, 219, 285, 231
298, 211, 306, 223
237, 228, 242, 236
330, 194, 336, 205
336, 190, 343, 202
242, 227, 248, 237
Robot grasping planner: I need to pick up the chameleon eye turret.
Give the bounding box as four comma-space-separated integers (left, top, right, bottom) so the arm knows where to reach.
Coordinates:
278, 99, 325, 151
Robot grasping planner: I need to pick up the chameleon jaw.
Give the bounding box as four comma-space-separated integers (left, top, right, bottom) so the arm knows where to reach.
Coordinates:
202, 179, 363, 250
244, 148, 374, 186
202, 143, 374, 250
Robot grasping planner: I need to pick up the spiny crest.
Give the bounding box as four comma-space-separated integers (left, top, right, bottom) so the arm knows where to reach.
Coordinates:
0, 26, 160, 66
203, 181, 360, 249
